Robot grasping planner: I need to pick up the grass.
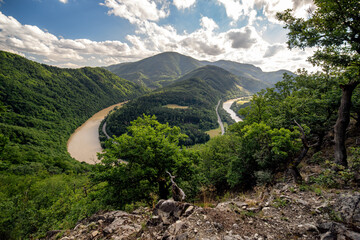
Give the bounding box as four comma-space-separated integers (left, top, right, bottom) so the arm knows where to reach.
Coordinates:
206, 127, 222, 138
163, 104, 189, 109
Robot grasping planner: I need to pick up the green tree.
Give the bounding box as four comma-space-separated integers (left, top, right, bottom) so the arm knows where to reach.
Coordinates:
227, 122, 301, 189
95, 115, 189, 206
277, 0, 360, 167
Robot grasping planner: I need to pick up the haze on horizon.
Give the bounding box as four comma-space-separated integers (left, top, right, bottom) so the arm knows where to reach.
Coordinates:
0, 0, 317, 72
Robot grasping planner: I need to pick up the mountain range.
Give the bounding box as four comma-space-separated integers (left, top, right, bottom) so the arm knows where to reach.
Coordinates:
105, 52, 293, 89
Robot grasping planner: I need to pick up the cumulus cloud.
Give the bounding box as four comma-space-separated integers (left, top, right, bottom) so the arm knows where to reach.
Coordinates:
200, 17, 218, 31
0, 11, 138, 65
263, 44, 285, 57
217, 0, 315, 24
173, 0, 196, 10
227, 28, 257, 49
100, 0, 169, 24
0, 9, 315, 72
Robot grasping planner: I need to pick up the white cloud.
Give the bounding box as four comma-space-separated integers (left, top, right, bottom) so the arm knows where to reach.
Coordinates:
173, 0, 196, 10
0, 10, 315, 72
59, 0, 68, 4
217, 0, 315, 25
200, 17, 218, 31
100, 0, 169, 24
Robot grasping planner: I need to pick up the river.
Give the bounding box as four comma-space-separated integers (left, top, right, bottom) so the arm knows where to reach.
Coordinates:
223, 98, 243, 122
67, 102, 125, 164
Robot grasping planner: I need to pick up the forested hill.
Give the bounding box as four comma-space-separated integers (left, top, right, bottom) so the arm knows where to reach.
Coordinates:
105, 52, 202, 89
0, 50, 147, 172
201, 60, 295, 85
103, 65, 253, 145
105, 52, 292, 89
175, 65, 270, 94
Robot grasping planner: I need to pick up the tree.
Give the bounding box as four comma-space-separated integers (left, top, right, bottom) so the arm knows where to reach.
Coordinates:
227, 122, 301, 189
277, 0, 360, 167
95, 115, 190, 206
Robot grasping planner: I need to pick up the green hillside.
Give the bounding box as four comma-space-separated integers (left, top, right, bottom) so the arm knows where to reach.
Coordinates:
105, 52, 203, 89
201, 60, 295, 85
105, 52, 292, 89
0, 50, 147, 172
103, 65, 254, 145
175, 65, 270, 94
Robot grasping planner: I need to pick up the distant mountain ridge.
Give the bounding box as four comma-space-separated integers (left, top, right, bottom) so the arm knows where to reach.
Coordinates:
106, 52, 203, 89
105, 52, 294, 89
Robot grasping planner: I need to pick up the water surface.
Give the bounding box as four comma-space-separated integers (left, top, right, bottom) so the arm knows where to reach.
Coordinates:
67, 102, 124, 164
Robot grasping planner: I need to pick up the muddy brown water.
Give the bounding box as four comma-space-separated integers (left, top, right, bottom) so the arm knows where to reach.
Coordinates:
67, 102, 125, 164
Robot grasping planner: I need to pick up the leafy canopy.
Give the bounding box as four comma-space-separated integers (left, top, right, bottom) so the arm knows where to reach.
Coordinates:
94, 115, 192, 206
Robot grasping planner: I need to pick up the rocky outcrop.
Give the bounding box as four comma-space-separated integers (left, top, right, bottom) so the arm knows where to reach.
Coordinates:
47, 185, 360, 240
317, 193, 360, 240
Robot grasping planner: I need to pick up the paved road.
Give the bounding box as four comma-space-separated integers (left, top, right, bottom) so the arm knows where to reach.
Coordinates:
102, 122, 111, 139
216, 100, 225, 135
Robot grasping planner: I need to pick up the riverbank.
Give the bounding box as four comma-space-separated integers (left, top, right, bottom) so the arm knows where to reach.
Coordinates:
67, 102, 125, 164
222, 98, 244, 123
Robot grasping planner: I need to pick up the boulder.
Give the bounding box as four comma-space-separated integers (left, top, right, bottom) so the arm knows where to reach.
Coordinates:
152, 199, 193, 225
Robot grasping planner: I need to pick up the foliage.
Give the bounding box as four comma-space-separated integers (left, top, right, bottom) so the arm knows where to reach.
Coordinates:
93, 115, 194, 207
0, 172, 108, 239
227, 122, 301, 189
277, 0, 360, 166
0, 51, 146, 239
239, 72, 341, 147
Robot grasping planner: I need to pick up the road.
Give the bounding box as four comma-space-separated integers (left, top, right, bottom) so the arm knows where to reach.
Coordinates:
216, 100, 225, 135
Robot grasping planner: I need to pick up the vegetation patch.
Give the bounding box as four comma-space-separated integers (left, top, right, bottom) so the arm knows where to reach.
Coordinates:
163, 104, 189, 109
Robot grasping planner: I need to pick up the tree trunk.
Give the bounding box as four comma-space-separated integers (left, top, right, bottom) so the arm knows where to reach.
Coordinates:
334, 83, 359, 167
288, 120, 310, 183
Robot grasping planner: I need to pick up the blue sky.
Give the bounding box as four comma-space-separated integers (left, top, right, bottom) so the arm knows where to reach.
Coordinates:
0, 0, 316, 71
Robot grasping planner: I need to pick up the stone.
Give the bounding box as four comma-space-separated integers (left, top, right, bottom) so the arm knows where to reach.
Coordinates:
184, 206, 194, 217
333, 193, 360, 228
344, 230, 360, 240
152, 200, 194, 225
320, 231, 337, 240
91, 230, 99, 237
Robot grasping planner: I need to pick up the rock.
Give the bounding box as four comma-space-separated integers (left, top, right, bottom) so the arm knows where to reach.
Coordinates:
152, 199, 194, 225
298, 223, 319, 233
333, 193, 360, 229
320, 231, 337, 240
344, 230, 360, 240
184, 205, 194, 217
91, 230, 99, 237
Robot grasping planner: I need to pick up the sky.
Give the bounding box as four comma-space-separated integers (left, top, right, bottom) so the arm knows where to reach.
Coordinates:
0, 0, 317, 72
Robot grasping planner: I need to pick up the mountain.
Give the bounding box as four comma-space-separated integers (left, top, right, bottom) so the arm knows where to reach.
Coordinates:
175, 65, 271, 95
105, 52, 203, 89
0, 50, 147, 172
202, 60, 295, 85
103, 65, 254, 145
105, 52, 293, 89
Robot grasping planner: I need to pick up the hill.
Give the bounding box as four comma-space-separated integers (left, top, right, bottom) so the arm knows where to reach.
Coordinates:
105, 52, 203, 89
0, 50, 147, 172
202, 60, 295, 85
103, 65, 255, 145
176, 65, 271, 94
105, 52, 292, 89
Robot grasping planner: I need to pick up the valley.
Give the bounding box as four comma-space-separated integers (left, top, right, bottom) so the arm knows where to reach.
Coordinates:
2, 48, 358, 240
